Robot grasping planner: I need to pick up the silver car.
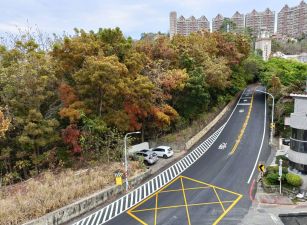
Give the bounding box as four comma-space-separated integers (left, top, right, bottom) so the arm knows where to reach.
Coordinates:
135, 150, 158, 165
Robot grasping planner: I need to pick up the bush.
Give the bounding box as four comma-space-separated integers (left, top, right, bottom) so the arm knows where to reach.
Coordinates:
266, 173, 280, 185
286, 173, 302, 187
266, 165, 288, 174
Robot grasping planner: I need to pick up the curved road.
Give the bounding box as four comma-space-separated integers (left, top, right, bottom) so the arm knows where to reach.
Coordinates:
72, 86, 271, 225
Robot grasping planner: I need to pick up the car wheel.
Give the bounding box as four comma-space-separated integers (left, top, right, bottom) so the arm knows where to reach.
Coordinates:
163, 154, 167, 159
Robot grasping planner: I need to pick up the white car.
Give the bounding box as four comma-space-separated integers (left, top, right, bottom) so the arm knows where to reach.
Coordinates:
151, 146, 174, 158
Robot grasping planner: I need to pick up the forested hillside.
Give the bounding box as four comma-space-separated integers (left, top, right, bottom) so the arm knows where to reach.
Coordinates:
0, 28, 259, 185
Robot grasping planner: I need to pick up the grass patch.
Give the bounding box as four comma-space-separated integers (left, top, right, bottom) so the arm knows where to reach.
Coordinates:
0, 162, 144, 225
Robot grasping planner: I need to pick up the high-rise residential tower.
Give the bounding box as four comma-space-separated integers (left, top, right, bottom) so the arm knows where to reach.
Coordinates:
212, 14, 224, 32
170, 11, 210, 37
245, 8, 275, 36
231, 11, 245, 33
170, 11, 177, 38
277, 1, 307, 38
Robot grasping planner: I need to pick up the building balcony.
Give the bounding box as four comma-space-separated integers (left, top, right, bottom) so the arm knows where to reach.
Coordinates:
290, 113, 307, 130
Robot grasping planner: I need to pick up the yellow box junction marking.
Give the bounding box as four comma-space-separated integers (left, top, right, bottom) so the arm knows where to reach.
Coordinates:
229, 92, 254, 155
127, 175, 242, 225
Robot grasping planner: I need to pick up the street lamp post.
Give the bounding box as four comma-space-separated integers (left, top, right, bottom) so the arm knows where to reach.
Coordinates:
124, 131, 141, 192
255, 89, 275, 144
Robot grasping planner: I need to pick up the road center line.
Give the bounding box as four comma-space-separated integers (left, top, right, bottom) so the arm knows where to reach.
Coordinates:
247, 91, 267, 184
229, 94, 254, 155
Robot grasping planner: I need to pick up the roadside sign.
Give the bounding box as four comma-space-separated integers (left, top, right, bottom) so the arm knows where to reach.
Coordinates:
258, 164, 265, 173
270, 123, 275, 129
114, 171, 123, 186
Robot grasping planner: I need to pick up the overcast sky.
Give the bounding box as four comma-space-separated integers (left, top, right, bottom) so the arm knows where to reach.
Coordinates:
0, 0, 303, 39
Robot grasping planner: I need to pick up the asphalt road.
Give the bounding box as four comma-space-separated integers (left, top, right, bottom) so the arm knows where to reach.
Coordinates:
75, 86, 271, 225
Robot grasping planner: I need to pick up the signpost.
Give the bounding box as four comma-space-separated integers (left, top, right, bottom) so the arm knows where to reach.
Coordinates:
114, 171, 123, 186
258, 164, 265, 173
279, 159, 283, 194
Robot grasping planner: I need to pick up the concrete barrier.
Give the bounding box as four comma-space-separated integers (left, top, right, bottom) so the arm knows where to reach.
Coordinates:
23, 170, 151, 225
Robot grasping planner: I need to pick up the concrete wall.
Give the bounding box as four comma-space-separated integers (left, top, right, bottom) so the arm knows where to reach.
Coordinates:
23, 170, 151, 225
128, 142, 149, 154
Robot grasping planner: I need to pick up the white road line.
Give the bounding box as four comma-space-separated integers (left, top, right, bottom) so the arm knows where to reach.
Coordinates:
238, 103, 251, 106
269, 213, 279, 224
162, 172, 166, 185
130, 192, 134, 207
247, 90, 267, 184
119, 198, 124, 213
174, 164, 180, 175
114, 201, 119, 217
125, 193, 129, 209
108, 202, 115, 220
72, 88, 248, 225
95, 210, 103, 224
143, 184, 147, 198
102, 205, 110, 223
186, 155, 193, 164
165, 169, 170, 182
181, 159, 188, 168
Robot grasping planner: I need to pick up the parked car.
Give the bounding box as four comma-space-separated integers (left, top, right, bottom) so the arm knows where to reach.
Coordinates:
282, 138, 290, 146
132, 151, 158, 165
151, 146, 174, 158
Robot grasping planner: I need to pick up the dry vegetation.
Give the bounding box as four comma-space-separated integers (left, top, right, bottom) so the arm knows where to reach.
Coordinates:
0, 162, 144, 225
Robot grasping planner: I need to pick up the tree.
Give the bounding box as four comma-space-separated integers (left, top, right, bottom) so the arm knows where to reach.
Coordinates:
0, 107, 10, 138
18, 109, 59, 174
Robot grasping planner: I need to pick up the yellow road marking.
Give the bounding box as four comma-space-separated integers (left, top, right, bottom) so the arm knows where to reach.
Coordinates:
213, 187, 225, 212
127, 175, 243, 225
181, 175, 242, 196
131, 201, 235, 213
128, 175, 180, 213
229, 93, 254, 155
160, 186, 210, 193
181, 177, 191, 225
154, 194, 158, 225
127, 210, 148, 225
213, 194, 243, 225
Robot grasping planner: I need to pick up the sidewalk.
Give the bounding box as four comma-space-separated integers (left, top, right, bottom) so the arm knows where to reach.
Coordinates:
239, 138, 307, 225
240, 181, 307, 225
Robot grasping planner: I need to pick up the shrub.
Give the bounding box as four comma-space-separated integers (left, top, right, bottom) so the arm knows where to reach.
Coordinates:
286, 173, 302, 187
266, 173, 280, 185
266, 165, 288, 174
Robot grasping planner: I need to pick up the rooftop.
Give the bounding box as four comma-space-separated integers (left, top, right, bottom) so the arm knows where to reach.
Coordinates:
290, 94, 307, 98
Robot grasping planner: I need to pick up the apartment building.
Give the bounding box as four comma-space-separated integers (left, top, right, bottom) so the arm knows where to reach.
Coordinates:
212, 14, 224, 32
245, 8, 275, 36
277, 1, 307, 38
231, 11, 245, 32
287, 94, 307, 174
169, 11, 210, 38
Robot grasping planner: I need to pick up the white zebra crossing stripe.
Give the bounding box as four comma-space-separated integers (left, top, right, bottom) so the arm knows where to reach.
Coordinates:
72, 89, 246, 225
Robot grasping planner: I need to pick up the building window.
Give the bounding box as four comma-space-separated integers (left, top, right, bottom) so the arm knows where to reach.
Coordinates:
290, 138, 307, 153
289, 161, 307, 174
292, 128, 307, 141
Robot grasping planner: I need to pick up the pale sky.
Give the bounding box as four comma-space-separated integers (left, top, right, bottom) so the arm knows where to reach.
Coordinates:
0, 0, 303, 39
